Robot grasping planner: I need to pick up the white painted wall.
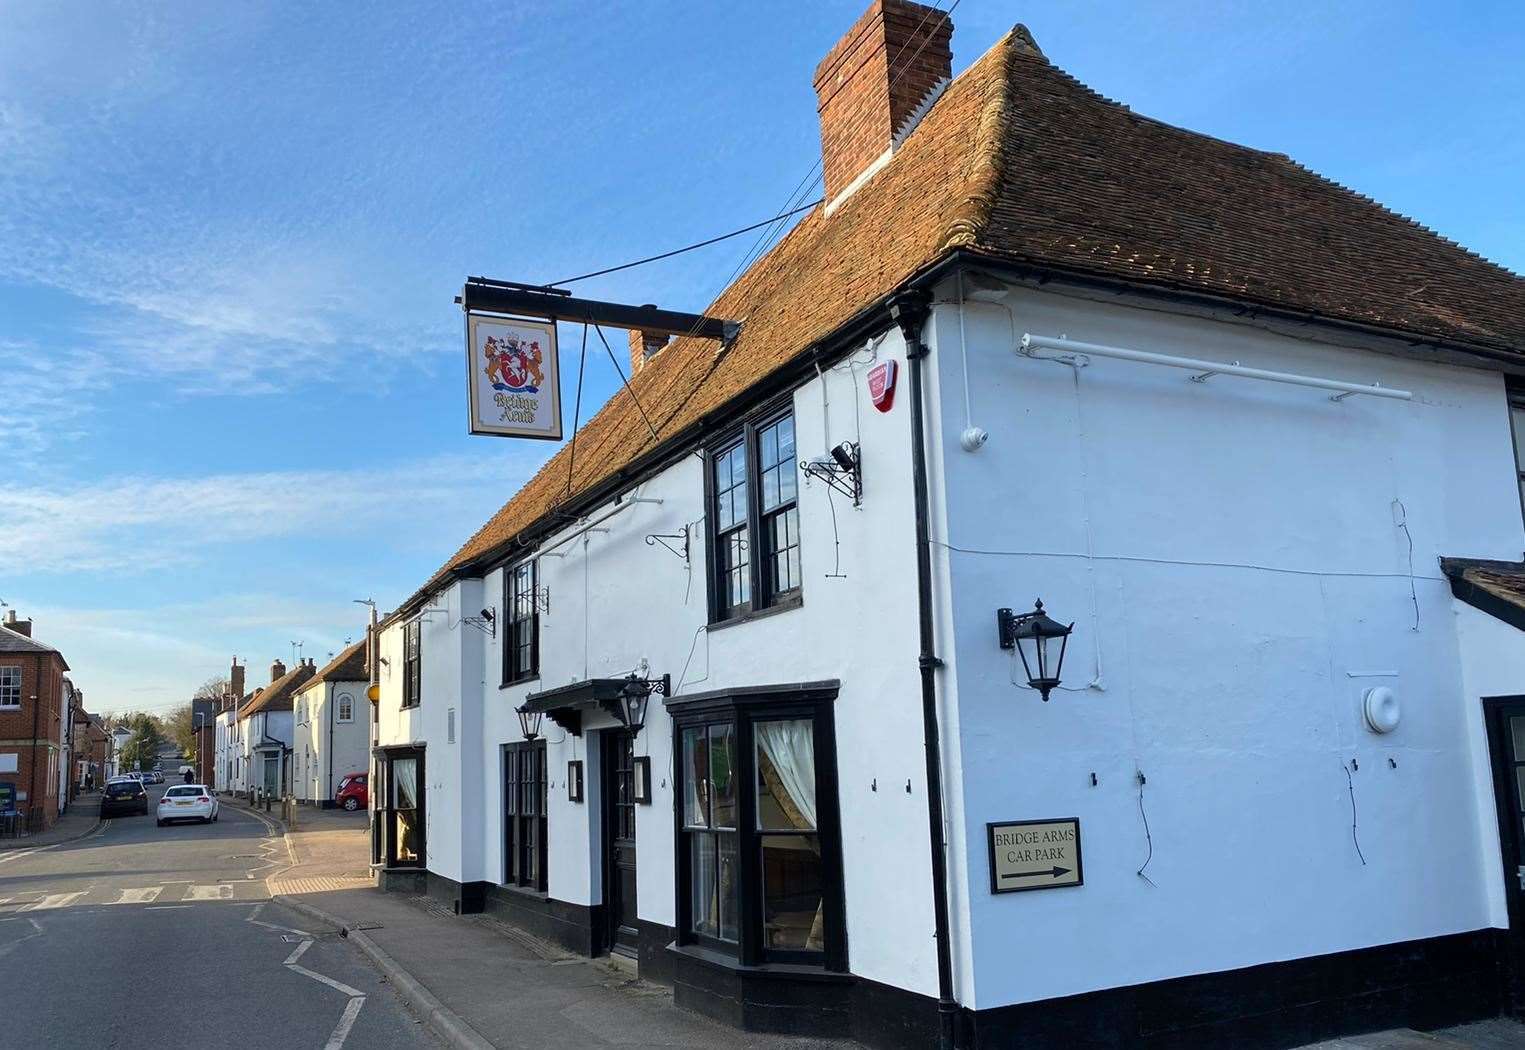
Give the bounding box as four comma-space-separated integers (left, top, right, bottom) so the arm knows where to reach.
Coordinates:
376, 333, 942, 994
1454, 600, 1525, 930
291, 680, 367, 803
929, 277, 1525, 1009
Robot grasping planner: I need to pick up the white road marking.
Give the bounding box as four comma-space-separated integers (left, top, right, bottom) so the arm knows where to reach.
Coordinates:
115, 887, 162, 905
250, 917, 313, 936
322, 996, 366, 1050
0, 844, 57, 867
145, 905, 192, 910
24, 892, 85, 911
186, 884, 233, 901
284, 938, 313, 965
288, 963, 365, 999
0, 918, 45, 961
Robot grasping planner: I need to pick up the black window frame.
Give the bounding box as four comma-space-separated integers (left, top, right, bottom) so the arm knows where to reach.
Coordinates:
379, 746, 425, 869
668, 682, 845, 971
402, 620, 422, 709
503, 560, 540, 686
503, 740, 548, 892
704, 404, 802, 625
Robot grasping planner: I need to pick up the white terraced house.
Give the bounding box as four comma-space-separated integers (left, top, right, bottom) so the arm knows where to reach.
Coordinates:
366, 3, 1525, 1048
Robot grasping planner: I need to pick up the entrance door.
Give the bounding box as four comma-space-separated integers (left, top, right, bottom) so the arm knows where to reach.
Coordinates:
1484, 697, 1525, 1013
602, 729, 639, 956
262, 755, 279, 798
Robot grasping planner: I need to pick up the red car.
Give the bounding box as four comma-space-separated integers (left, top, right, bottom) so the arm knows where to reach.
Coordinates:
334, 773, 368, 811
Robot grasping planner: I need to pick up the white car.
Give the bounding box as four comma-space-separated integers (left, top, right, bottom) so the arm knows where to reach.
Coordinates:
157, 784, 219, 826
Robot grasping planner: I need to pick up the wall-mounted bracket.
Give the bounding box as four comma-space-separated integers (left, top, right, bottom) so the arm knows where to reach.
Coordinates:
800, 441, 862, 506
462, 605, 496, 638
645, 528, 690, 563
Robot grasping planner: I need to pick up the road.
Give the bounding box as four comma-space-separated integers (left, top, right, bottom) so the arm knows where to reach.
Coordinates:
0, 784, 439, 1050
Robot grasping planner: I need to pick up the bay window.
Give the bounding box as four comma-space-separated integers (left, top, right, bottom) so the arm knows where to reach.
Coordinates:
669, 683, 844, 969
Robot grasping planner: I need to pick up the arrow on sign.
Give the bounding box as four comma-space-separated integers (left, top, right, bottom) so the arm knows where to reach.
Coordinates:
1002, 866, 1071, 881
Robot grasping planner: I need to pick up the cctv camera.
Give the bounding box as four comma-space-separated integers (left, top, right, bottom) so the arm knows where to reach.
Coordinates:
829, 442, 858, 472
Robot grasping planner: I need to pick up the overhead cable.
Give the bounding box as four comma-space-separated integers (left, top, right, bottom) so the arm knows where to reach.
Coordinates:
553, 199, 822, 286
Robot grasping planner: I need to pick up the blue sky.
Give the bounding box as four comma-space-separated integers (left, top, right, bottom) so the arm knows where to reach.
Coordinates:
2, 1, 1521, 713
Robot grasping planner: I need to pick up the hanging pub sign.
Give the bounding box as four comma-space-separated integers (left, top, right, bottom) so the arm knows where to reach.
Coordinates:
464, 313, 563, 440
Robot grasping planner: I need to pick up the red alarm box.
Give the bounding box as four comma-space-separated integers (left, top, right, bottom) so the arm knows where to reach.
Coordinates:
867, 359, 898, 412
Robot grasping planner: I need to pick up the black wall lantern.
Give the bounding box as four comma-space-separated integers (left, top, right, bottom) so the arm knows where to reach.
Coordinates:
618, 673, 671, 734
516, 704, 544, 741
997, 600, 1074, 702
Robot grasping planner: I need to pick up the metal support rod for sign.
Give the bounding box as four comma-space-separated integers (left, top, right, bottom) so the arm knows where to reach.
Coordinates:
1019, 334, 1413, 402
461, 281, 740, 345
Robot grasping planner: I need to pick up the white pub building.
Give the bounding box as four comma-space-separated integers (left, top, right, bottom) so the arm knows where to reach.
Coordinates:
368, 4, 1525, 1047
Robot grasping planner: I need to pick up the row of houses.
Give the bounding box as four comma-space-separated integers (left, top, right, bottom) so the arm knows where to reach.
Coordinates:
348, 3, 1525, 1049
207, 644, 369, 806
0, 609, 112, 831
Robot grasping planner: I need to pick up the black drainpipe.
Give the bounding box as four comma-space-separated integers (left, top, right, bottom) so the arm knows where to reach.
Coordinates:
889, 288, 959, 1050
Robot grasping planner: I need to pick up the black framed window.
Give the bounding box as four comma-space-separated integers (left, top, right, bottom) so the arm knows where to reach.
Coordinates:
683, 722, 739, 946
381, 748, 424, 868
670, 684, 843, 969
504, 561, 539, 684
402, 621, 421, 708
706, 407, 800, 624
504, 741, 547, 891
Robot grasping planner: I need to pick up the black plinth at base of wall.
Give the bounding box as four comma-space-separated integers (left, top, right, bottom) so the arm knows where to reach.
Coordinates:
376, 867, 426, 894
959, 929, 1502, 1050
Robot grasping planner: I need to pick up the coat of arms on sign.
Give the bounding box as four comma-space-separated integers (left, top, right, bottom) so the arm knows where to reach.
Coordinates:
483, 335, 545, 394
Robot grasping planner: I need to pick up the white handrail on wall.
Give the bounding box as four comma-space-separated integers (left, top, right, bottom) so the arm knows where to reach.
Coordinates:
1018, 333, 1413, 402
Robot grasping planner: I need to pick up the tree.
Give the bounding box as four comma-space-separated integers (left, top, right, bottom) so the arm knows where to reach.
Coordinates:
164, 702, 197, 761
193, 676, 229, 702
118, 713, 163, 773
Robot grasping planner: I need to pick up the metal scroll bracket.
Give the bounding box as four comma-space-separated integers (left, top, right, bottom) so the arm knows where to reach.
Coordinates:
645, 527, 690, 563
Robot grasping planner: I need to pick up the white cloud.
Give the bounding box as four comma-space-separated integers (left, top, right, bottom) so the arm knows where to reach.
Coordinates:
0, 452, 533, 575
11, 594, 374, 712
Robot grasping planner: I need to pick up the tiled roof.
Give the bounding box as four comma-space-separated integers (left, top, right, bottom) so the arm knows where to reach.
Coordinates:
398, 25, 1525, 615
307, 640, 367, 686
1442, 557, 1525, 631
0, 625, 67, 668
239, 663, 315, 718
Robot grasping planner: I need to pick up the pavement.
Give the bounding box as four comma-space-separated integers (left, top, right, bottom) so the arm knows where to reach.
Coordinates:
0, 789, 104, 847
236, 797, 855, 1049
1302, 1023, 1525, 1049
0, 783, 439, 1049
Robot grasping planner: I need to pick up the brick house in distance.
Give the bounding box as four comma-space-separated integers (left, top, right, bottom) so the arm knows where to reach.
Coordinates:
0, 610, 70, 830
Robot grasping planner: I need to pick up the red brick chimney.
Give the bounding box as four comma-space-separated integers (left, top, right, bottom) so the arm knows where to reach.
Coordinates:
813, 0, 953, 206
229, 659, 245, 710
270, 658, 287, 684
627, 326, 671, 374
2, 610, 32, 637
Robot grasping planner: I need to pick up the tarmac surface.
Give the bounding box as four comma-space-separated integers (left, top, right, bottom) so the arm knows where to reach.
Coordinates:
0, 783, 438, 1050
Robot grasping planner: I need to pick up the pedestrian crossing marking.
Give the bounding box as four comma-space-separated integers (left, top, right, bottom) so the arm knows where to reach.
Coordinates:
26, 892, 85, 911
116, 887, 163, 904
186, 884, 233, 901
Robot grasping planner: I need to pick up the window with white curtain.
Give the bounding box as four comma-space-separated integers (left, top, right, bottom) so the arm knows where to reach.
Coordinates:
670, 685, 843, 969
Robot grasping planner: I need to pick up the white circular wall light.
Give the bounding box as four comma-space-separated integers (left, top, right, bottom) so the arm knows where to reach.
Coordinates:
1362, 687, 1401, 734
960, 426, 989, 452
